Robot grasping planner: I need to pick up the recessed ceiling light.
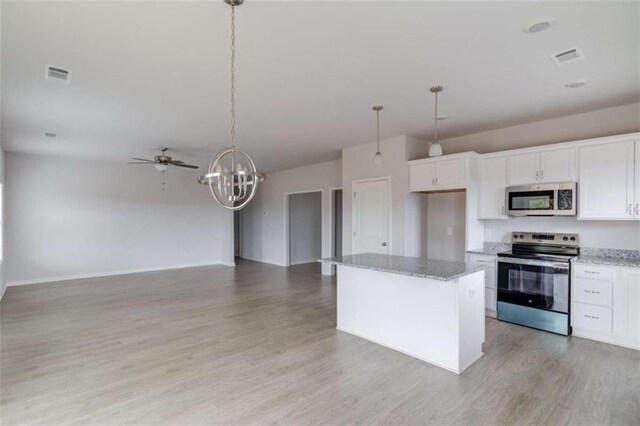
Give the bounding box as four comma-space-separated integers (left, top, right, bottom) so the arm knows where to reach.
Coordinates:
44, 132, 58, 138
522, 17, 555, 34
565, 79, 587, 89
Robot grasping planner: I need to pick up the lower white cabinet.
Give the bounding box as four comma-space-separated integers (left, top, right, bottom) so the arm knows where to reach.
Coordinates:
571, 263, 640, 350
468, 253, 497, 316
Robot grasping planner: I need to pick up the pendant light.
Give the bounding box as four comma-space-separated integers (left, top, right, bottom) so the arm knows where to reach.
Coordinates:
198, 0, 264, 210
373, 105, 384, 165
428, 86, 444, 157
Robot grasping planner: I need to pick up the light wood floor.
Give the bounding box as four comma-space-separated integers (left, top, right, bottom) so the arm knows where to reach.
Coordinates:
1, 260, 639, 425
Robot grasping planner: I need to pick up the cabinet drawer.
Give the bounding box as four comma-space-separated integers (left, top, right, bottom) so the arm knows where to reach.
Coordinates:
573, 264, 613, 281
573, 278, 612, 307
485, 287, 496, 311
572, 303, 612, 334
469, 254, 494, 267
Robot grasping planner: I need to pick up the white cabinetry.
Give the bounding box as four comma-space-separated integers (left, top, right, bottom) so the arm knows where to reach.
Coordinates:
507, 148, 575, 185
478, 157, 507, 219
409, 154, 471, 192
571, 263, 640, 350
507, 152, 539, 185
468, 253, 497, 316
578, 140, 636, 220
635, 140, 640, 217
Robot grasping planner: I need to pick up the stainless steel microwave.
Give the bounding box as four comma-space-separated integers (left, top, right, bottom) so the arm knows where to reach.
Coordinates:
506, 182, 577, 216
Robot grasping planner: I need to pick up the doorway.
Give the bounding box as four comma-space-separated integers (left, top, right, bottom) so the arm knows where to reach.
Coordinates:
333, 189, 343, 259
352, 178, 391, 255
286, 191, 322, 266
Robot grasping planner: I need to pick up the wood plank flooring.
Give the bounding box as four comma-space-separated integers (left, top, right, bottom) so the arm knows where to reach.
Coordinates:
1, 259, 639, 425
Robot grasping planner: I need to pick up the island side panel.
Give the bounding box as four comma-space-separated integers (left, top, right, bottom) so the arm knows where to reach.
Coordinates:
336, 265, 461, 372
456, 270, 485, 373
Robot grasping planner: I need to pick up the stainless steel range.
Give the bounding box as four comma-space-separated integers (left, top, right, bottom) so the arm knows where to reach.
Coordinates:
497, 232, 579, 335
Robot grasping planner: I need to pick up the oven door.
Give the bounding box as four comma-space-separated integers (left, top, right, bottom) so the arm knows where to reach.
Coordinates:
497, 257, 569, 313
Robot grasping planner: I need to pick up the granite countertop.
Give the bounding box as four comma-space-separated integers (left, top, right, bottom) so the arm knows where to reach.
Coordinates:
572, 248, 640, 269
466, 242, 511, 256
318, 253, 486, 281
572, 256, 640, 269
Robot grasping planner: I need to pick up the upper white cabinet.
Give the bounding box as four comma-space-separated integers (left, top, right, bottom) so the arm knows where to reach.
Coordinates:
409, 155, 469, 192
578, 140, 636, 220
507, 148, 576, 185
478, 157, 507, 219
507, 152, 539, 185
540, 148, 576, 182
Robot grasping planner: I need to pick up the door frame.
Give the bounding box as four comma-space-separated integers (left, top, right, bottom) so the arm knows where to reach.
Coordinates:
328, 187, 343, 276
351, 176, 392, 255
284, 189, 324, 267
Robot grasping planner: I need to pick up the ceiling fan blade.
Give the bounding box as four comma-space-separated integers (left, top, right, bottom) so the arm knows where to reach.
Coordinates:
170, 162, 199, 169
127, 162, 156, 165
131, 157, 154, 162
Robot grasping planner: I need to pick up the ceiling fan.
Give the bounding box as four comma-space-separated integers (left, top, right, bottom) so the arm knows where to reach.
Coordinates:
127, 147, 199, 172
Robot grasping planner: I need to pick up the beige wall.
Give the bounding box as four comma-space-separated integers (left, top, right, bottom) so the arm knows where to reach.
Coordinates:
438, 102, 640, 155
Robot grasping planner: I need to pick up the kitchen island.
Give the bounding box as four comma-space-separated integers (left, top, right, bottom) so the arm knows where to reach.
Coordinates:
320, 253, 486, 374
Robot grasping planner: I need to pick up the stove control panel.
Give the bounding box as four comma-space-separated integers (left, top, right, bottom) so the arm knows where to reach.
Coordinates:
511, 232, 579, 246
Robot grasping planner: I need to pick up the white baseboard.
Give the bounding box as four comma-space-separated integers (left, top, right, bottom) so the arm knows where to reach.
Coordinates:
6, 261, 224, 287
237, 255, 287, 267
289, 260, 318, 266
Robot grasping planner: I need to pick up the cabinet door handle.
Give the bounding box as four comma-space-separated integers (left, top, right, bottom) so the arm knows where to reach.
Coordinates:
536, 170, 539, 181
629, 204, 633, 216
636, 203, 639, 216
501, 206, 505, 215
540, 170, 544, 181
432, 177, 435, 186
435, 177, 438, 185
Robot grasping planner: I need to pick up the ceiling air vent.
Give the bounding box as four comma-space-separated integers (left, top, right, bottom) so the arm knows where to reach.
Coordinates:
44, 65, 71, 84
551, 47, 585, 67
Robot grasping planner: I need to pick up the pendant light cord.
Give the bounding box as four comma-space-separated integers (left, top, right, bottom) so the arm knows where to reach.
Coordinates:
433, 90, 438, 143
230, 1, 236, 148
376, 109, 380, 152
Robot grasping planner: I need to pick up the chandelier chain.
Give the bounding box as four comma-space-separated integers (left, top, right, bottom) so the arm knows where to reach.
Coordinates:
230, 1, 236, 147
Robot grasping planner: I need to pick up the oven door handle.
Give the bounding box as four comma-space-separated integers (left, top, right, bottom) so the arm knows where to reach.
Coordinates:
498, 257, 569, 270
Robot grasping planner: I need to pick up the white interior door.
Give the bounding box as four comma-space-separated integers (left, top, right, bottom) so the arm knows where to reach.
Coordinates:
353, 179, 390, 255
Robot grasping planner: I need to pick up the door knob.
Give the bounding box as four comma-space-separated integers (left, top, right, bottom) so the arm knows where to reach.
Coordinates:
381, 242, 387, 247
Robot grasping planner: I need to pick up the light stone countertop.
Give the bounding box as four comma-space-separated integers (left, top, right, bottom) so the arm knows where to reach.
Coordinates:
319, 253, 486, 281
466, 242, 511, 256
572, 256, 640, 269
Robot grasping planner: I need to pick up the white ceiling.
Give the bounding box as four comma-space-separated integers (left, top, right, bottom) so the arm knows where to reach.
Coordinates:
2, 1, 639, 172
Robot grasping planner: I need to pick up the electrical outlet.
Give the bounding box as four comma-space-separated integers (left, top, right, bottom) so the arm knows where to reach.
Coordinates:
446, 227, 453, 236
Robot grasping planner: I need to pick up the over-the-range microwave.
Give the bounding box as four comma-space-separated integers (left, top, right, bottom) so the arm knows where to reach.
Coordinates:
506, 182, 577, 216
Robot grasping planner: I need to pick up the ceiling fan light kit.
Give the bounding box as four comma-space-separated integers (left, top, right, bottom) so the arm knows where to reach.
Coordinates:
198, 0, 263, 211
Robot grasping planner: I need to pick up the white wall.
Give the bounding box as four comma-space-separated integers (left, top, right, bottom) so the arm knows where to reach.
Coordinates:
240, 159, 341, 273
342, 135, 428, 257
426, 192, 466, 262
289, 192, 322, 265
5, 153, 232, 285
0, 141, 4, 297
483, 217, 640, 251
440, 102, 640, 155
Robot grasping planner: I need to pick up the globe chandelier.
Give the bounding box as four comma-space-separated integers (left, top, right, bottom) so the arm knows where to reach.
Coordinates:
198, 0, 264, 210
